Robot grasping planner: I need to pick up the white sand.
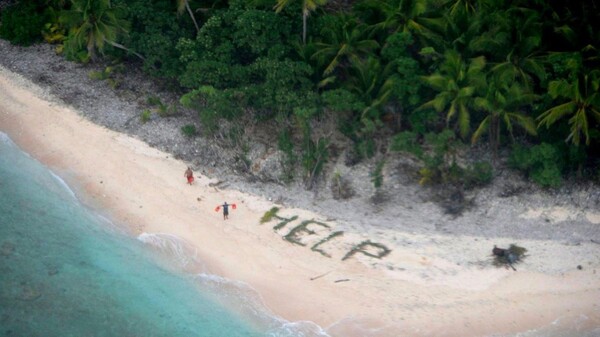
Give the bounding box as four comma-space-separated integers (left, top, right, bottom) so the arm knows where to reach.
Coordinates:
1, 65, 599, 336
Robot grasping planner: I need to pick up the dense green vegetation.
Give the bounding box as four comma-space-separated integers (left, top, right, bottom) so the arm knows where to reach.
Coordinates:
1, 0, 599, 189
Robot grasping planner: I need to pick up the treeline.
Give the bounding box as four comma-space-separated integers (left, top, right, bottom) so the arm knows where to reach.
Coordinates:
1, 0, 599, 189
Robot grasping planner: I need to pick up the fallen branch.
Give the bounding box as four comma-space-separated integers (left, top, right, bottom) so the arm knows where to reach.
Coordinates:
208, 180, 225, 187
310, 270, 332, 281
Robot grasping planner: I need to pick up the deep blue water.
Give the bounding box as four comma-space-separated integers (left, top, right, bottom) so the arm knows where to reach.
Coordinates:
0, 132, 327, 337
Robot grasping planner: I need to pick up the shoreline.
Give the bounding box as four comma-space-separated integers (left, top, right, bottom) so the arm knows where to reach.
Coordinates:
2, 62, 600, 336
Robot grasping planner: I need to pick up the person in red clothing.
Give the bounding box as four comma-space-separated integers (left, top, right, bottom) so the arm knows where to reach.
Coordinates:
184, 166, 194, 185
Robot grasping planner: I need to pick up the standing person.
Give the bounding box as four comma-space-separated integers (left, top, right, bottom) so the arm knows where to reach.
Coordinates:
184, 166, 194, 185
221, 202, 229, 220
215, 202, 236, 219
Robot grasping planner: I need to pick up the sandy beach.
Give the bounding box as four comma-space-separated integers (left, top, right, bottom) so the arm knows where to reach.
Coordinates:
1, 62, 600, 336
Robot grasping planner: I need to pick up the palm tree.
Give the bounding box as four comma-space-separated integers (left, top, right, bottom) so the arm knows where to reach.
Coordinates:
311, 16, 379, 77
345, 56, 396, 124
486, 7, 546, 91
444, 0, 485, 19
471, 78, 538, 157
420, 49, 486, 139
435, 8, 486, 57
176, 0, 200, 34
544, 0, 600, 60
537, 68, 600, 146
60, 0, 143, 61
274, 0, 327, 44
360, 0, 444, 47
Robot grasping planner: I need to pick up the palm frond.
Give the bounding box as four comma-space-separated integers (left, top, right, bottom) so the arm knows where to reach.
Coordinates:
507, 113, 537, 136
473, 97, 492, 112
591, 107, 600, 123
547, 80, 572, 100
458, 102, 470, 138
471, 115, 490, 144
422, 74, 447, 90
273, 0, 291, 13
554, 25, 576, 44
456, 85, 475, 98
467, 56, 486, 76
446, 101, 457, 121
537, 102, 576, 128
434, 92, 451, 112
568, 108, 590, 145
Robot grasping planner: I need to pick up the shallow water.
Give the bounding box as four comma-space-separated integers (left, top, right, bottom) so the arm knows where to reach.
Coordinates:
0, 132, 327, 337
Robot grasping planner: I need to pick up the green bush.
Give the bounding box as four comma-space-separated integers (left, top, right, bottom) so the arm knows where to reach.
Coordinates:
89, 66, 122, 88
180, 86, 241, 133
42, 21, 66, 44
391, 130, 491, 188
114, 0, 193, 80
181, 124, 197, 138
145, 96, 177, 117
278, 128, 296, 182
370, 160, 385, 189
140, 109, 152, 123
157, 104, 178, 117
0, 1, 49, 45
357, 137, 376, 159
321, 89, 365, 113
417, 130, 457, 185
533, 165, 562, 188
107, 78, 121, 89
176, 6, 315, 120
156, 104, 168, 117
509, 143, 564, 188
89, 68, 112, 80
62, 35, 90, 63
380, 32, 424, 111
301, 136, 329, 184
338, 118, 376, 161
146, 95, 162, 106
464, 161, 493, 188
408, 109, 438, 135
390, 131, 422, 157
331, 170, 355, 199
295, 107, 329, 187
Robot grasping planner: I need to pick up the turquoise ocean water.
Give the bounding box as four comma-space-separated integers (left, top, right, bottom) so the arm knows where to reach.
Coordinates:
0, 132, 328, 337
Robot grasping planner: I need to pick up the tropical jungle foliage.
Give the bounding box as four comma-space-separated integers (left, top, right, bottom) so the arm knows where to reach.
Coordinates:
1, 0, 599, 188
